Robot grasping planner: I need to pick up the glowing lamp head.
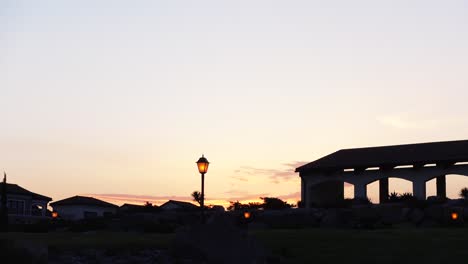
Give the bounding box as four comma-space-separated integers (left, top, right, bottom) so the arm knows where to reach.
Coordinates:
196, 155, 209, 174
243, 211, 251, 219
52, 212, 58, 219
451, 212, 459, 221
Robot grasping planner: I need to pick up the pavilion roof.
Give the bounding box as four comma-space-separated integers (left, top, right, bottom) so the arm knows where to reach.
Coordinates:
296, 139, 468, 173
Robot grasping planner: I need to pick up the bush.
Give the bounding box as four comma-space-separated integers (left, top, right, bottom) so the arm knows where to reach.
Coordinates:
69, 218, 107, 232
388, 192, 399, 202
352, 197, 372, 205
142, 221, 179, 233
459, 187, 468, 199
8, 220, 50, 233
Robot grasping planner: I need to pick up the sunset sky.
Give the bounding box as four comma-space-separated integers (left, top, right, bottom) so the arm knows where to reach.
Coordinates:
2, 1, 468, 207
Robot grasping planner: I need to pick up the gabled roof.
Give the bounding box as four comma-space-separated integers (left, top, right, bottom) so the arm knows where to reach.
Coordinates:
120, 203, 145, 209
296, 139, 468, 173
5, 183, 52, 201
50, 196, 118, 208
160, 200, 198, 210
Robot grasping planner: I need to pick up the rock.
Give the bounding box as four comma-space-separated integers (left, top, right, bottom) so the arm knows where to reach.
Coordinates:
351, 206, 379, 229
408, 208, 425, 225
377, 204, 404, 225
424, 205, 444, 222
401, 207, 411, 221
320, 209, 340, 228
172, 214, 270, 264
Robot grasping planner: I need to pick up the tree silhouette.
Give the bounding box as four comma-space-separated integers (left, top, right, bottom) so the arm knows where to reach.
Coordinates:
0, 172, 8, 232
460, 187, 468, 199
227, 200, 249, 211
227, 197, 292, 211
260, 197, 292, 210
191, 191, 202, 206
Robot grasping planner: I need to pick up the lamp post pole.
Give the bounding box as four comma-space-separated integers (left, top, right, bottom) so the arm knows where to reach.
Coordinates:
196, 155, 209, 224
201, 172, 205, 223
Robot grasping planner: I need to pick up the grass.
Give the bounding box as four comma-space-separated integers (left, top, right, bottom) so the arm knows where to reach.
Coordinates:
2, 228, 468, 263
252, 228, 468, 264
0, 231, 175, 251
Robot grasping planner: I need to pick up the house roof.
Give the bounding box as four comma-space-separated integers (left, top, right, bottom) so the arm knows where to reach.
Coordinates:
296, 139, 468, 173
120, 203, 144, 208
120, 203, 147, 210
50, 196, 118, 208
160, 200, 198, 210
5, 183, 52, 201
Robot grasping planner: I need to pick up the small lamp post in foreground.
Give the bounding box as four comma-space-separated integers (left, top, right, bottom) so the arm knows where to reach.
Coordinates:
196, 154, 209, 223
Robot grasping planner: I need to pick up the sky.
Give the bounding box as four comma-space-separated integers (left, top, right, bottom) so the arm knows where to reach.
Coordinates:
1, 0, 468, 207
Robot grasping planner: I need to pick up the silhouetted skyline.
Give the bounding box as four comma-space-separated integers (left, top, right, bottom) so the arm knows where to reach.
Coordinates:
2, 1, 468, 206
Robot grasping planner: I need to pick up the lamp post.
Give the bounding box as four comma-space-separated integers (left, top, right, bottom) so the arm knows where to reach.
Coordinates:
196, 155, 209, 223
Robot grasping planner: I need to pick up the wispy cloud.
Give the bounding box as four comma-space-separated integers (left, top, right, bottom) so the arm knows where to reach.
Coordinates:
230, 175, 249, 182
223, 189, 269, 201
232, 161, 307, 184
223, 190, 300, 204
377, 114, 440, 129
278, 191, 301, 200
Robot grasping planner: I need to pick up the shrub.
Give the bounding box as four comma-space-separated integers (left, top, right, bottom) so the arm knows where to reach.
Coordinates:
459, 187, 468, 199
69, 218, 107, 232
388, 192, 399, 202
353, 197, 372, 205
399, 192, 415, 201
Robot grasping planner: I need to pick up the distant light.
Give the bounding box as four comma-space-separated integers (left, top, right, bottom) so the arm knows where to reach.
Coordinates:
243, 211, 251, 219
52, 212, 58, 219
451, 212, 459, 221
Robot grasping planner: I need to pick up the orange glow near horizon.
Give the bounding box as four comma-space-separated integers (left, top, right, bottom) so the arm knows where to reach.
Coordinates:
86, 194, 300, 209
451, 212, 459, 221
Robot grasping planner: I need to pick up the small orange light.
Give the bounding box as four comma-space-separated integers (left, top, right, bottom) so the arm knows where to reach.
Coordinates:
451, 212, 459, 220
243, 211, 251, 219
52, 212, 58, 218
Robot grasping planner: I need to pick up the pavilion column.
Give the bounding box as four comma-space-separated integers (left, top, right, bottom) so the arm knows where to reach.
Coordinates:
301, 177, 306, 207
42, 202, 47, 216
305, 181, 313, 208
379, 178, 389, 203
436, 175, 446, 198
413, 179, 426, 200
354, 182, 367, 200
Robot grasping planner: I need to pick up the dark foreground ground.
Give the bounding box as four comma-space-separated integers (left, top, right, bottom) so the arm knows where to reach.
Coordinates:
2, 228, 468, 263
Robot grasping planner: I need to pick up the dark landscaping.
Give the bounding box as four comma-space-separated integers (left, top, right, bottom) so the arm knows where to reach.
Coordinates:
2, 193, 468, 263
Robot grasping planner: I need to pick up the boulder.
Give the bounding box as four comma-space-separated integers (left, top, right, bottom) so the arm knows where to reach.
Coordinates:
401, 207, 412, 221
172, 214, 270, 264
408, 208, 425, 225
320, 209, 341, 228
377, 204, 404, 225
424, 205, 444, 222
351, 206, 380, 229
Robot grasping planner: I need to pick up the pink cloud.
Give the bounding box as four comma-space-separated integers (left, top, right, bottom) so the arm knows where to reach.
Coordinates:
232, 161, 308, 184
